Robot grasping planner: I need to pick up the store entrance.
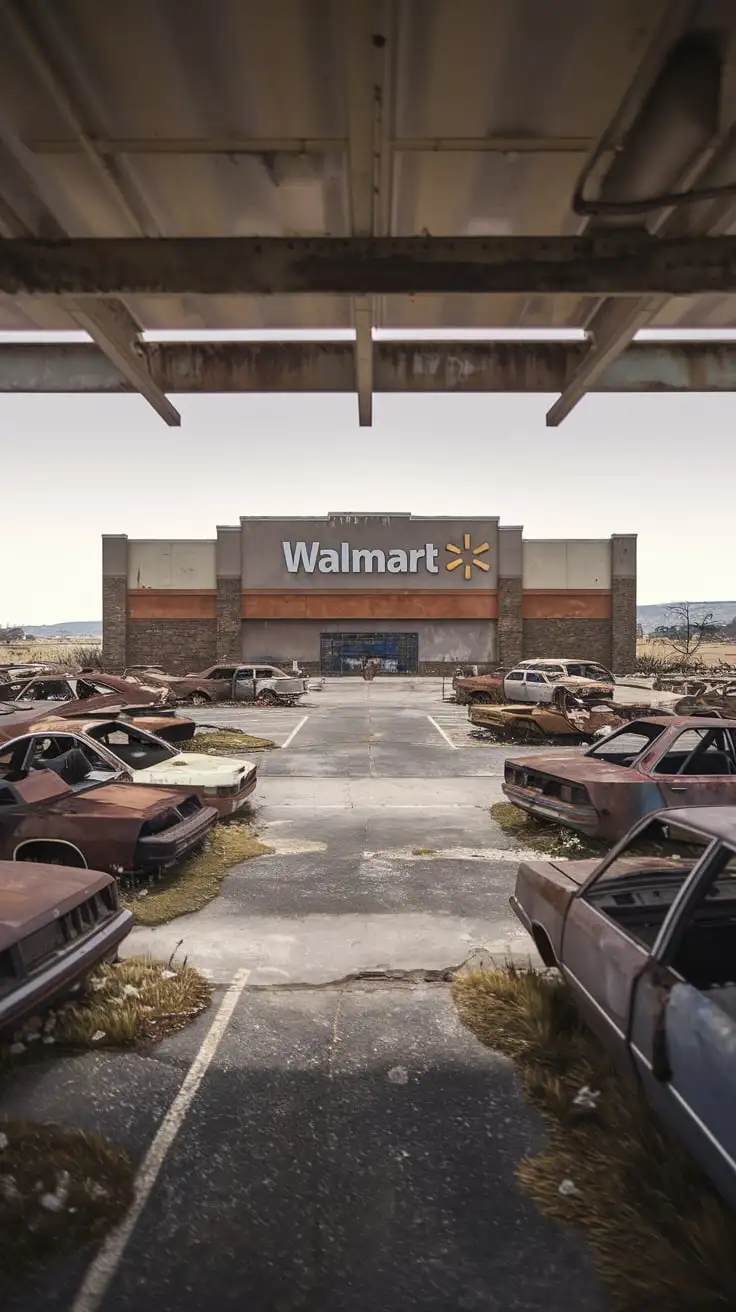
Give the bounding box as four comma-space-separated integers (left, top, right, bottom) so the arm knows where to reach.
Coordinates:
320, 632, 419, 675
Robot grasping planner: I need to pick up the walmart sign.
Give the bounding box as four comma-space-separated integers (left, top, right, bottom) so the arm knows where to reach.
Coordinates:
283, 541, 440, 575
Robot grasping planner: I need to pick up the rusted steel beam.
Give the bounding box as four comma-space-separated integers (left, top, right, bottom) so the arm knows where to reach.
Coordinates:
2, 339, 736, 393
2, 236, 736, 296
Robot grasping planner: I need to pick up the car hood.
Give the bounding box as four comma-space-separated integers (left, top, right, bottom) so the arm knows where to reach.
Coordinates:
57, 782, 192, 817
130, 753, 255, 786
509, 750, 639, 785
0, 861, 112, 949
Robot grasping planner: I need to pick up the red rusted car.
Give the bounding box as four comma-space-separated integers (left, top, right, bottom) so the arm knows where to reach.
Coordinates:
0, 675, 195, 745
503, 717, 736, 842
0, 757, 217, 877
0, 860, 133, 1036
510, 806, 736, 1209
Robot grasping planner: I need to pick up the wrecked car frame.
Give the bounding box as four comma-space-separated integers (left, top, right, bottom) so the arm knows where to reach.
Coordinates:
503, 716, 736, 842
0, 860, 133, 1036
510, 806, 736, 1209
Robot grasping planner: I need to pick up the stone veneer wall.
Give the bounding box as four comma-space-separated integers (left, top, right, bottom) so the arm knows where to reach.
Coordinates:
611, 577, 637, 673
497, 578, 523, 668
101, 577, 127, 671
126, 620, 217, 673
216, 578, 242, 661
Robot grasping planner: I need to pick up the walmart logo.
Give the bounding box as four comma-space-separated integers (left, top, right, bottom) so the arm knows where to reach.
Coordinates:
445, 534, 490, 581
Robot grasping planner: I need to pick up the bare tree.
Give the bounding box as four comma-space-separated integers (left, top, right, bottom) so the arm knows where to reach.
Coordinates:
664, 601, 716, 664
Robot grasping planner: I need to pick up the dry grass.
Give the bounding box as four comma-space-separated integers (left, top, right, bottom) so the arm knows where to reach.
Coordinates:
0, 1117, 133, 1298
412, 847, 438, 856
453, 966, 736, 1312
636, 638, 736, 670
52, 957, 212, 1047
122, 822, 272, 925
192, 728, 276, 753
0, 641, 101, 665
490, 801, 606, 860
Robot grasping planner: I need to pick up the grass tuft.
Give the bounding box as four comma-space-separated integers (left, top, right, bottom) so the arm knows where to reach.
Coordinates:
122, 822, 272, 925
490, 801, 606, 860
192, 729, 276, 753
53, 956, 212, 1047
453, 966, 736, 1312
0, 1118, 133, 1298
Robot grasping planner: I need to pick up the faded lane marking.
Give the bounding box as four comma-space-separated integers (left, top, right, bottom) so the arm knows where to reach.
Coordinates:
281, 714, 310, 749
427, 715, 458, 749
363, 846, 546, 862
71, 968, 251, 1312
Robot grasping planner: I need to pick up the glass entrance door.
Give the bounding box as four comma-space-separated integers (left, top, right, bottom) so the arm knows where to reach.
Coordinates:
320, 632, 419, 675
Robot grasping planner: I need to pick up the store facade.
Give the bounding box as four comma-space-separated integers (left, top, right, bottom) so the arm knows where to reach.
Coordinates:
102, 514, 637, 674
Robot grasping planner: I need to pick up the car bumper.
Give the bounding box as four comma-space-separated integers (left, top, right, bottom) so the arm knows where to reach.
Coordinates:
205, 772, 257, 817
509, 893, 533, 936
136, 805, 218, 870
502, 782, 601, 836
0, 909, 134, 1037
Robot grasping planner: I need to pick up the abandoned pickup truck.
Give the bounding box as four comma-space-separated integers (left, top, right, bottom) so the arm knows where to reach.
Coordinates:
128, 663, 306, 706
510, 806, 736, 1209
2, 720, 258, 819
0, 860, 133, 1036
0, 753, 217, 877
503, 717, 736, 843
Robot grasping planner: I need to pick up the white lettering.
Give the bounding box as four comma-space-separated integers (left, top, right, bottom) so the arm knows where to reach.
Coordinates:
352, 548, 386, 573
318, 549, 340, 573
409, 548, 425, 572
387, 549, 408, 574
282, 540, 319, 573
425, 543, 439, 574
341, 541, 350, 571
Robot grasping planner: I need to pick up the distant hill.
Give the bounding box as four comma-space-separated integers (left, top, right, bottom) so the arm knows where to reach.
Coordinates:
638, 602, 736, 634
23, 621, 102, 638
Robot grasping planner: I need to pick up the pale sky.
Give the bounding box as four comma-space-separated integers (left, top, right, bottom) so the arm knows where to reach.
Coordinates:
1, 382, 734, 623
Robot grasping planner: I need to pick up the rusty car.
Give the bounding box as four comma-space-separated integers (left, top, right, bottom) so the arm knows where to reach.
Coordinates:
510, 806, 736, 1209
128, 662, 307, 706
0, 674, 195, 744
455, 659, 614, 707
470, 700, 626, 742
0, 670, 176, 708
503, 717, 736, 843
0, 748, 217, 877
1, 720, 258, 819
0, 859, 133, 1036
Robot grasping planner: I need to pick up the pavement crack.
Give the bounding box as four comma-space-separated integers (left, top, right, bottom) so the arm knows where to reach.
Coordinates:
326, 988, 345, 1078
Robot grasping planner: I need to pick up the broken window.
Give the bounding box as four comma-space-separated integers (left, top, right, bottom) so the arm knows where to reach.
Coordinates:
653, 727, 736, 777
587, 723, 665, 766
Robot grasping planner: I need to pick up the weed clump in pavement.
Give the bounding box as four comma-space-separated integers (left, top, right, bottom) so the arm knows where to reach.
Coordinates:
453, 966, 736, 1312
193, 729, 276, 753
490, 802, 606, 860
123, 822, 272, 925
0, 1118, 133, 1298
53, 956, 212, 1047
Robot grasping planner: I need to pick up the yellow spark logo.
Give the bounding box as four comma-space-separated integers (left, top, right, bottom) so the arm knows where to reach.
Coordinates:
445, 534, 490, 580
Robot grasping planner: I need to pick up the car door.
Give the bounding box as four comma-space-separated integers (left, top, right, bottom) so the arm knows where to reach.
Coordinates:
234, 668, 256, 702
648, 725, 736, 809
629, 838, 736, 1208
524, 671, 551, 704
504, 671, 526, 702
558, 817, 697, 1057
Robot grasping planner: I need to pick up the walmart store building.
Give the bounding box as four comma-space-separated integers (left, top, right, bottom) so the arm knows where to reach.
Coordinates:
102, 515, 637, 675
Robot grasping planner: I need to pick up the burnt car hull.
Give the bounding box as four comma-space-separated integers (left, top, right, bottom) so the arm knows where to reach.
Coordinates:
0, 861, 133, 1035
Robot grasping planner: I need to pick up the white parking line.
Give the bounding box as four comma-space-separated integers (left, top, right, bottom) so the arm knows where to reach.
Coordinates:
281, 714, 309, 749
71, 968, 251, 1312
427, 714, 458, 749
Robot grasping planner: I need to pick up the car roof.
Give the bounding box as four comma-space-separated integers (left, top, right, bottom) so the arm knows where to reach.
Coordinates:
653, 806, 736, 845
518, 657, 608, 665
614, 716, 736, 730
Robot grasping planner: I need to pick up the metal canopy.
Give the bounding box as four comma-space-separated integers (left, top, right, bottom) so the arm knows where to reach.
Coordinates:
0, 0, 736, 425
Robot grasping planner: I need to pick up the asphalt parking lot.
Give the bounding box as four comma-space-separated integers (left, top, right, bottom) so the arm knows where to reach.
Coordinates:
6, 679, 601, 1312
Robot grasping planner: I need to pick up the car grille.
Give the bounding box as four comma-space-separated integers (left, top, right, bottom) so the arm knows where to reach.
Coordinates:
175, 795, 202, 819
1, 886, 119, 988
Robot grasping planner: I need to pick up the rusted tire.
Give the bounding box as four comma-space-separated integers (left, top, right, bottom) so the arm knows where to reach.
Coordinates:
472, 692, 493, 704
185, 691, 210, 706
256, 689, 278, 706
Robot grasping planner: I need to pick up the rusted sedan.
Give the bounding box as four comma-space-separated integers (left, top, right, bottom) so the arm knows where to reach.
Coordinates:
510, 806, 736, 1208
0, 675, 195, 744
1, 720, 258, 819
129, 663, 306, 706
0, 860, 133, 1036
503, 717, 736, 842
0, 754, 217, 877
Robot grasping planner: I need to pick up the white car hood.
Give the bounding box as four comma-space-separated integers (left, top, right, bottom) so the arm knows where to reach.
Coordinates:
131, 752, 255, 787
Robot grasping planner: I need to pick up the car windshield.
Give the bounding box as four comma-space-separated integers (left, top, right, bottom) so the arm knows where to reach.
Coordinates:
85, 722, 178, 770
586, 722, 666, 766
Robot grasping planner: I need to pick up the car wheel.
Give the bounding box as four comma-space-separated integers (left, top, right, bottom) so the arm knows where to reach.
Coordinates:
473, 692, 492, 704
256, 689, 278, 706
186, 692, 210, 706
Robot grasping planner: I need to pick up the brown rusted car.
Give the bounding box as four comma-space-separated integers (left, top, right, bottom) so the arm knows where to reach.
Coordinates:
0, 671, 175, 707
503, 717, 736, 842
0, 674, 194, 745
470, 701, 625, 742
510, 806, 736, 1209
0, 750, 217, 877
0, 860, 133, 1036
128, 663, 306, 706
